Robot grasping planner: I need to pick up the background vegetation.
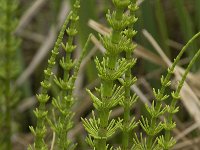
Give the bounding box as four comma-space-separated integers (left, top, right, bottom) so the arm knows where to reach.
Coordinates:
0, 0, 200, 149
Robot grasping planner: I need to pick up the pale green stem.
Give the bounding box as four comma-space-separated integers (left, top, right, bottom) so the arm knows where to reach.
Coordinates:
97, 4, 125, 150
146, 32, 200, 148
164, 48, 200, 149
5, 0, 12, 149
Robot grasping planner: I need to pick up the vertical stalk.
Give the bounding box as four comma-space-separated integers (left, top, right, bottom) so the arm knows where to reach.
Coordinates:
163, 48, 200, 150
4, 0, 12, 149
122, 51, 132, 149
122, 1, 138, 149
143, 32, 200, 149
97, 4, 125, 149
50, 2, 92, 149
82, 1, 139, 150
58, 2, 80, 149
31, 12, 71, 150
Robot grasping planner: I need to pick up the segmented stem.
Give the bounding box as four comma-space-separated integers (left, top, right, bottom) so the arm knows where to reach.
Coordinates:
31, 12, 72, 150
97, 1, 130, 149
145, 32, 200, 149
163, 48, 200, 150
122, 1, 138, 149
4, 0, 12, 149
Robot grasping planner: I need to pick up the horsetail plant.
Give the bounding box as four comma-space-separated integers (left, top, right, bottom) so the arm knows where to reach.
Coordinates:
29, 9, 73, 150
51, 32, 91, 149
46, 0, 92, 149
158, 48, 200, 149
49, 1, 81, 149
82, 0, 137, 149
30, 0, 93, 149
133, 32, 200, 150
119, 1, 138, 149
0, 0, 200, 149
0, 0, 20, 149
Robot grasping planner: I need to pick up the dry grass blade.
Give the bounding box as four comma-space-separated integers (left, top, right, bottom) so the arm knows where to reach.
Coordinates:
90, 35, 106, 53
16, 0, 48, 34
88, 20, 110, 36
173, 137, 200, 150
186, 72, 200, 98
16, 1, 70, 86
88, 20, 166, 67
175, 122, 200, 141
16, 26, 57, 86
137, 0, 144, 5
17, 30, 45, 43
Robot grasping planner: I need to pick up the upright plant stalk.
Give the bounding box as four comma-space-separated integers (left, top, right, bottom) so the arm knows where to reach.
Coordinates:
4, 1, 12, 148
158, 48, 200, 149
46, 1, 91, 149
54, 1, 81, 149
121, 1, 138, 150
29, 11, 72, 150
0, 0, 20, 149
133, 32, 200, 149
82, 0, 136, 149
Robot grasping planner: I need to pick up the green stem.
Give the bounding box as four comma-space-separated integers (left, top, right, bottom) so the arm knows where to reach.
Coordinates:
145, 32, 200, 148
4, 0, 12, 149
97, 81, 113, 150
122, 51, 131, 150
147, 117, 156, 149
98, 107, 109, 150
35, 102, 47, 149
58, 2, 80, 149
33, 12, 71, 150
122, 1, 138, 149
164, 48, 200, 149
122, 107, 130, 149
97, 2, 126, 149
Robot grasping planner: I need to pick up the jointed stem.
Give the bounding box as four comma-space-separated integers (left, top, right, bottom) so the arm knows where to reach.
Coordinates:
96, 2, 126, 149
4, 0, 12, 149
122, 52, 132, 150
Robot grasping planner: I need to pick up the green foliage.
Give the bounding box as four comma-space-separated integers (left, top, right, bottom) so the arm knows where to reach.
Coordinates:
29, 9, 72, 150
160, 48, 200, 150
81, 1, 200, 150
133, 32, 200, 150
0, 0, 20, 149
48, 1, 82, 149
29, 0, 92, 149
120, 1, 138, 150
82, 1, 138, 150
0, 0, 200, 149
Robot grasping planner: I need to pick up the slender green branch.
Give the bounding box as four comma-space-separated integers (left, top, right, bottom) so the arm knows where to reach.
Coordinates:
136, 32, 200, 149
52, 1, 81, 149
4, 0, 12, 149
82, 0, 137, 150
48, 1, 92, 149
29, 11, 72, 150
159, 48, 200, 150
97, 1, 133, 149
121, 1, 138, 150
